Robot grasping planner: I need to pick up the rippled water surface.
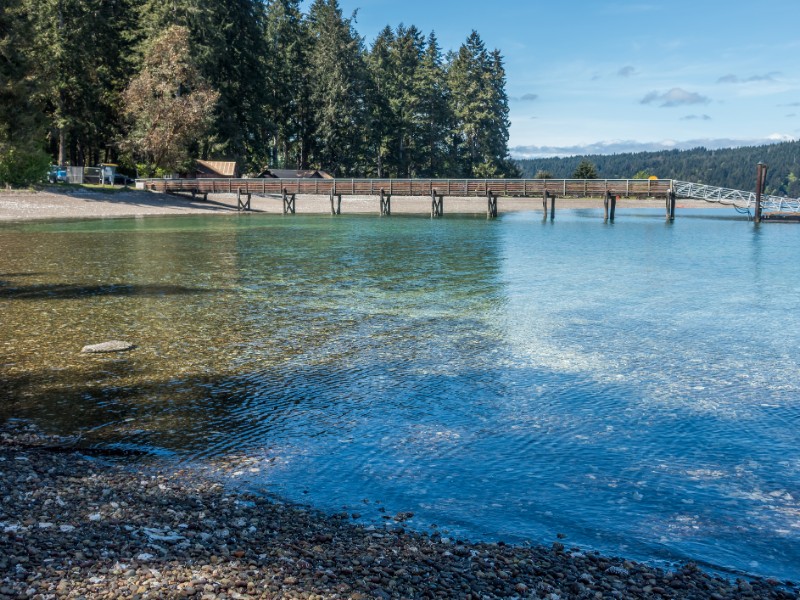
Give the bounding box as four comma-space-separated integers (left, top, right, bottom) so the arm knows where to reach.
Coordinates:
2, 209, 799, 580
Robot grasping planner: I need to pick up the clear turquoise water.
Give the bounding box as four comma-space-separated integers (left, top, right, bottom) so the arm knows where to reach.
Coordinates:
2, 208, 799, 580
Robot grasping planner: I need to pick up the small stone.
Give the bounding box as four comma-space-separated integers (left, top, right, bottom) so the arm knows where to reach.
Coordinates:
81, 340, 136, 354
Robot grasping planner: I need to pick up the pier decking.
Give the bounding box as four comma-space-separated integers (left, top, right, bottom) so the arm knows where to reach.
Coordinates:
137, 177, 800, 221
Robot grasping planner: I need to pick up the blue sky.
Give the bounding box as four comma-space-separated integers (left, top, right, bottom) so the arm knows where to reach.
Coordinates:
309, 0, 800, 157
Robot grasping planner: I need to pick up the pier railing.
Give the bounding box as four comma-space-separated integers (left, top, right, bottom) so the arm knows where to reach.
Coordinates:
139, 177, 673, 199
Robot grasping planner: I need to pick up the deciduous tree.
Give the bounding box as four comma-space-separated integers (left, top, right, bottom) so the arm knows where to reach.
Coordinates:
121, 26, 219, 175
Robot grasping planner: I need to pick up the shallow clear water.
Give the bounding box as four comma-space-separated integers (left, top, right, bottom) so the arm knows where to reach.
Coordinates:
2, 208, 799, 580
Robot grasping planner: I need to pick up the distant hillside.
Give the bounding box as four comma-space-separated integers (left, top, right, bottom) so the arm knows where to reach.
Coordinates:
516, 141, 800, 197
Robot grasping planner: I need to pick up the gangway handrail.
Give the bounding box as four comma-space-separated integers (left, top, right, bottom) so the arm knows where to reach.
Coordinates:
672, 180, 800, 213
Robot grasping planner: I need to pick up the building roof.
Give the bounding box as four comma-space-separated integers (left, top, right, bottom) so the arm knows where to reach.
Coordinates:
258, 168, 333, 179
195, 160, 238, 177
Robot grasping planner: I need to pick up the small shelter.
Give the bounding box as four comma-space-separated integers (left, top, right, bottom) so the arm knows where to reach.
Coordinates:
193, 160, 240, 178
257, 168, 333, 179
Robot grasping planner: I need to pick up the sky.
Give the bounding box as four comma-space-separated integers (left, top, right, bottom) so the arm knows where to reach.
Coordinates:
305, 0, 800, 157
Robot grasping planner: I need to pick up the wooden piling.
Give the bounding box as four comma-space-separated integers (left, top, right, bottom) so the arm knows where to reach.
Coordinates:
236, 188, 251, 212
380, 189, 391, 216
431, 190, 443, 218
609, 194, 616, 222
666, 191, 676, 221
283, 188, 296, 214
754, 162, 767, 224
330, 191, 341, 215
604, 191, 610, 222
542, 191, 555, 220
487, 192, 498, 218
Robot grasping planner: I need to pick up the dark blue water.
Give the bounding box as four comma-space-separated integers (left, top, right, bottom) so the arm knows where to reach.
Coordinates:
1, 208, 799, 580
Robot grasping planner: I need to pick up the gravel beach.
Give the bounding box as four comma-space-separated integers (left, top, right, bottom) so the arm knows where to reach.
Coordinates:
0, 424, 796, 600
0, 187, 725, 221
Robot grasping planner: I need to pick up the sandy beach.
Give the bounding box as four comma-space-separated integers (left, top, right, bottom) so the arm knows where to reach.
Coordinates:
0, 186, 724, 222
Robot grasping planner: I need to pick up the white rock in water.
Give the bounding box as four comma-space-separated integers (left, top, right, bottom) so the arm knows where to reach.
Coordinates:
81, 341, 135, 353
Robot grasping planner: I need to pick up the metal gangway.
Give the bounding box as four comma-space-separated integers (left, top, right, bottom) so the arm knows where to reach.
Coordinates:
673, 180, 800, 214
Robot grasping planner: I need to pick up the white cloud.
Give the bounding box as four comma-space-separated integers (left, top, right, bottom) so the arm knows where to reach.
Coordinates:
641, 88, 711, 107
718, 72, 781, 84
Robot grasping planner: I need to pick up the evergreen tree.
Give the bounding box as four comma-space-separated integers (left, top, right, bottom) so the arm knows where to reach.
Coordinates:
411, 33, 452, 177
573, 159, 598, 179
24, 0, 136, 166
388, 24, 425, 177
264, 0, 312, 169
365, 26, 396, 177
0, 0, 50, 185
447, 31, 515, 178
306, 0, 369, 176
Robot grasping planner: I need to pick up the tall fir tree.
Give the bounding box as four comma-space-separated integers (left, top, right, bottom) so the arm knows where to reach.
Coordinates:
24, 0, 137, 166
387, 24, 425, 178
306, 0, 369, 175
447, 31, 516, 178
0, 0, 50, 185
264, 0, 312, 169
365, 25, 397, 177
411, 32, 452, 177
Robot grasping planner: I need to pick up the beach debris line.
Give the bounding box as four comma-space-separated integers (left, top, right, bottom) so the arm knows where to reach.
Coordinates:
80, 340, 135, 353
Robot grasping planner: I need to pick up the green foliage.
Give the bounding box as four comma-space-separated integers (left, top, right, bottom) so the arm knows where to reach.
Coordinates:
2, 0, 517, 178
447, 32, 517, 178
535, 170, 553, 179
0, 147, 50, 187
306, 0, 369, 176
517, 142, 800, 196
573, 160, 598, 179
632, 169, 651, 179
121, 26, 219, 175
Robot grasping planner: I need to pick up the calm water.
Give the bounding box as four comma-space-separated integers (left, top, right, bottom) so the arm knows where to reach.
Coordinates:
2, 209, 799, 580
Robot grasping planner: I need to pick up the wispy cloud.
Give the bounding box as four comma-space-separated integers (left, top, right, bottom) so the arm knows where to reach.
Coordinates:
511, 93, 539, 102
617, 65, 636, 78
510, 135, 796, 158
718, 72, 780, 84
681, 114, 712, 121
641, 88, 711, 108
779, 102, 800, 107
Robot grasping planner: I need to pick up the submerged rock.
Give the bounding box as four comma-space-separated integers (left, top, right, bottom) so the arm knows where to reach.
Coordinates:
80, 340, 135, 354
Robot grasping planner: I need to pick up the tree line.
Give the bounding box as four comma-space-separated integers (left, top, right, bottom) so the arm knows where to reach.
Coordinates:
516, 140, 800, 198
0, 0, 519, 186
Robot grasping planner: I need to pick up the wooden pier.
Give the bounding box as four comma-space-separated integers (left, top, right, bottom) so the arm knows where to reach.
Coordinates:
138, 174, 800, 222
141, 177, 671, 218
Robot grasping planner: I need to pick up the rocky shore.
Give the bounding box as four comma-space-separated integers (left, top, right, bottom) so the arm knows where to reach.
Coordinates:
1, 424, 796, 600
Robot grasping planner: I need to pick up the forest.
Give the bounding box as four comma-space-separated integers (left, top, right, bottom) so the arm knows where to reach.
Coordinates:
516, 140, 800, 198
0, 0, 518, 185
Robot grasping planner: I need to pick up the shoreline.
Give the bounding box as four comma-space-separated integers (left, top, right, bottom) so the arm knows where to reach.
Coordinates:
0, 423, 795, 599
0, 187, 730, 222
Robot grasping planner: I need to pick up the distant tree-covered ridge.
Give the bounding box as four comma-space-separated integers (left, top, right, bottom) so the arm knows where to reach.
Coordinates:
516, 141, 800, 198
0, 0, 518, 185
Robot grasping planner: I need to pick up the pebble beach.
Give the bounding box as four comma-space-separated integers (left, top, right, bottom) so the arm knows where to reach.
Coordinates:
0, 424, 796, 600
